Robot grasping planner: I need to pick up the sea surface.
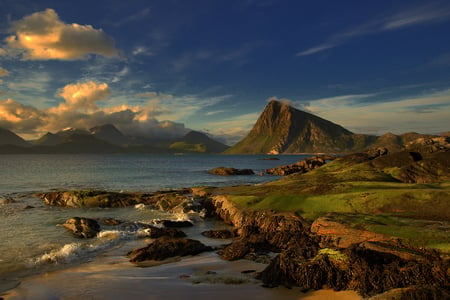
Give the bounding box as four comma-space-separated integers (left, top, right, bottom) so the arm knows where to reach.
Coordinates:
0, 154, 308, 292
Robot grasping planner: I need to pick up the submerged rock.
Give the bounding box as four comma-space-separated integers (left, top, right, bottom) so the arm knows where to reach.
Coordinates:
158, 220, 194, 228
209, 167, 255, 176
127, 236, 213, 262
63, 217, 101, 238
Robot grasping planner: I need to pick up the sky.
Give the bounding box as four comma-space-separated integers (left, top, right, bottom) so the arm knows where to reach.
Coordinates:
0, 0, 449, 145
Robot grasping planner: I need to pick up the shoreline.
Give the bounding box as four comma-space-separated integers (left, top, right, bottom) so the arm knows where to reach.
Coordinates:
1, 218, 361, 300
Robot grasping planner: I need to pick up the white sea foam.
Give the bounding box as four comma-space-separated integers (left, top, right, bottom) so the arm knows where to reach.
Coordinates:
134, 203, 146, 210
32, 227, 152, 267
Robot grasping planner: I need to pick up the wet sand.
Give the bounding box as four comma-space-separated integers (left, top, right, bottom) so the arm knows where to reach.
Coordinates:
2, 241, 361, 300
1, 220, 361, 300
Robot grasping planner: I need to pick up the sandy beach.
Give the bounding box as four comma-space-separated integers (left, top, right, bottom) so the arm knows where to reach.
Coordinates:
2, 221, 362, 300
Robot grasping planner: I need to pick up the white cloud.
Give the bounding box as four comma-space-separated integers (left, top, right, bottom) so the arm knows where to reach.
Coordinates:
4, 9, 118, 60
297, 3, 450, 56
0, 80, 195, 139
301, 89, 450, 134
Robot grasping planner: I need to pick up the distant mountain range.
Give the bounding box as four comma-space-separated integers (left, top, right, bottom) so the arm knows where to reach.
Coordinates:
225, 100, 439, 154
1, 100, 447, 154
0, 124, 229, 154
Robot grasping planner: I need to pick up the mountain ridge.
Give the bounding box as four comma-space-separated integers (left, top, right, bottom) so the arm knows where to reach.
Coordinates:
0, 125, 228, 154
225, 100, 440, 154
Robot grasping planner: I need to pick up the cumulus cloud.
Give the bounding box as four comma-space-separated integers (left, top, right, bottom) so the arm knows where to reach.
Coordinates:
0, 80, 190, 139
4, 9, 118, 60
54, 81, 111, 112
0, 99, 46, 132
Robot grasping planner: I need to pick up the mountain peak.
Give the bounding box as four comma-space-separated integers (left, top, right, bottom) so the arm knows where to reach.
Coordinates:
226, 100, 354, 154
0, 127, 30, 147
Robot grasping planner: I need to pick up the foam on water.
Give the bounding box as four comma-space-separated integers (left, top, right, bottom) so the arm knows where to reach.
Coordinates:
32, 226, 155, 267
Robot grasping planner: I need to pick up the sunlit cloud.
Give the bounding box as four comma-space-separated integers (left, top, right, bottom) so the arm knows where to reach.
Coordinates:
0, 80, 193, 139
0, 99, 46, 133
53, 81, 111, 112
4, 9, 118, 60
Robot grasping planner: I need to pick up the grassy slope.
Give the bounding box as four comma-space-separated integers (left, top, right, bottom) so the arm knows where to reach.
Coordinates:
212, 157, 450, 252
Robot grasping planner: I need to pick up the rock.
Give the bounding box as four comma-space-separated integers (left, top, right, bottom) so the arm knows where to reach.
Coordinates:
0, 196, 15, 204
311, 215, 389, 248
366, 147, 389, 159
145, 226, 186, 239
159, 220, 193, 228
201, 229, 238, 239
127, 236, 213, 262
259, 244, 449, 297
39, 189, 203, 213
63, 217, 101, 238
219, 240, 253, 261
265, 155, 333, 176
23, 205, 35, 209
209, 167, 255, 176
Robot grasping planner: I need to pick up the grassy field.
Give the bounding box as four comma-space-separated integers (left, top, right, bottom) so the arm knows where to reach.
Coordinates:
212, 156, 450, 253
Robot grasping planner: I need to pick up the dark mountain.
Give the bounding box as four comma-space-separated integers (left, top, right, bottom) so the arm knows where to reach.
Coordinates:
2, 126, 228, 154
169, 131, 229, 153
225, 100, 437, 154
35, 127, 90, 146
225, 100, 358, 154
89, 124, 130, 145
0, 127, 31, 147
37, 134, 123, 154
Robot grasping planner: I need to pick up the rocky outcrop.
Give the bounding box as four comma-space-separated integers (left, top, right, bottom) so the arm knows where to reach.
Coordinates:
63, 217, 101, 238
127, 236, 213, 262
209, 167, 255, 176
259, 245, 448, 297
205, 194, 449, 297
39, 189, 200, 213
311, 215, 389, 248
265, 155, 334, 176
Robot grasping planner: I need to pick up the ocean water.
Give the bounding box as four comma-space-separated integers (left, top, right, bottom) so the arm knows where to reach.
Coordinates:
0, 154, 307, 291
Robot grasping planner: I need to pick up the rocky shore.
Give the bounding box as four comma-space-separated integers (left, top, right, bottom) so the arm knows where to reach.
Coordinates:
34, 140, 450, 299
40, 185, 449, 299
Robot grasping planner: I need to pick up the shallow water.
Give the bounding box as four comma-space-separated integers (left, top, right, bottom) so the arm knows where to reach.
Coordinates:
0, 154, 306, 293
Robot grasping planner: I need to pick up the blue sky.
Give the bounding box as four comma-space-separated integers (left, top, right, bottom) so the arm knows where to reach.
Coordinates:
0, 0, 449, 144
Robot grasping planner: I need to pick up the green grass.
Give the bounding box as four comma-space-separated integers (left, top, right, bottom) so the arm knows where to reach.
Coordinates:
212, 157, 450, 252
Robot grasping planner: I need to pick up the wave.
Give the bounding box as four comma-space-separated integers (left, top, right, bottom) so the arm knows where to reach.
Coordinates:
32, 226, 153, 267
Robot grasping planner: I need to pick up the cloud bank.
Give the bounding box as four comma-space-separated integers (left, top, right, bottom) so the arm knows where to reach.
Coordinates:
0, 81, 188, 139
3, 9, 118, 60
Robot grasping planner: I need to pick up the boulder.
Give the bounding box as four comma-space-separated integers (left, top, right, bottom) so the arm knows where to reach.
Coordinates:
63, 217, 101, 238
127, 236, 213, 262
209, 167, 254, 176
